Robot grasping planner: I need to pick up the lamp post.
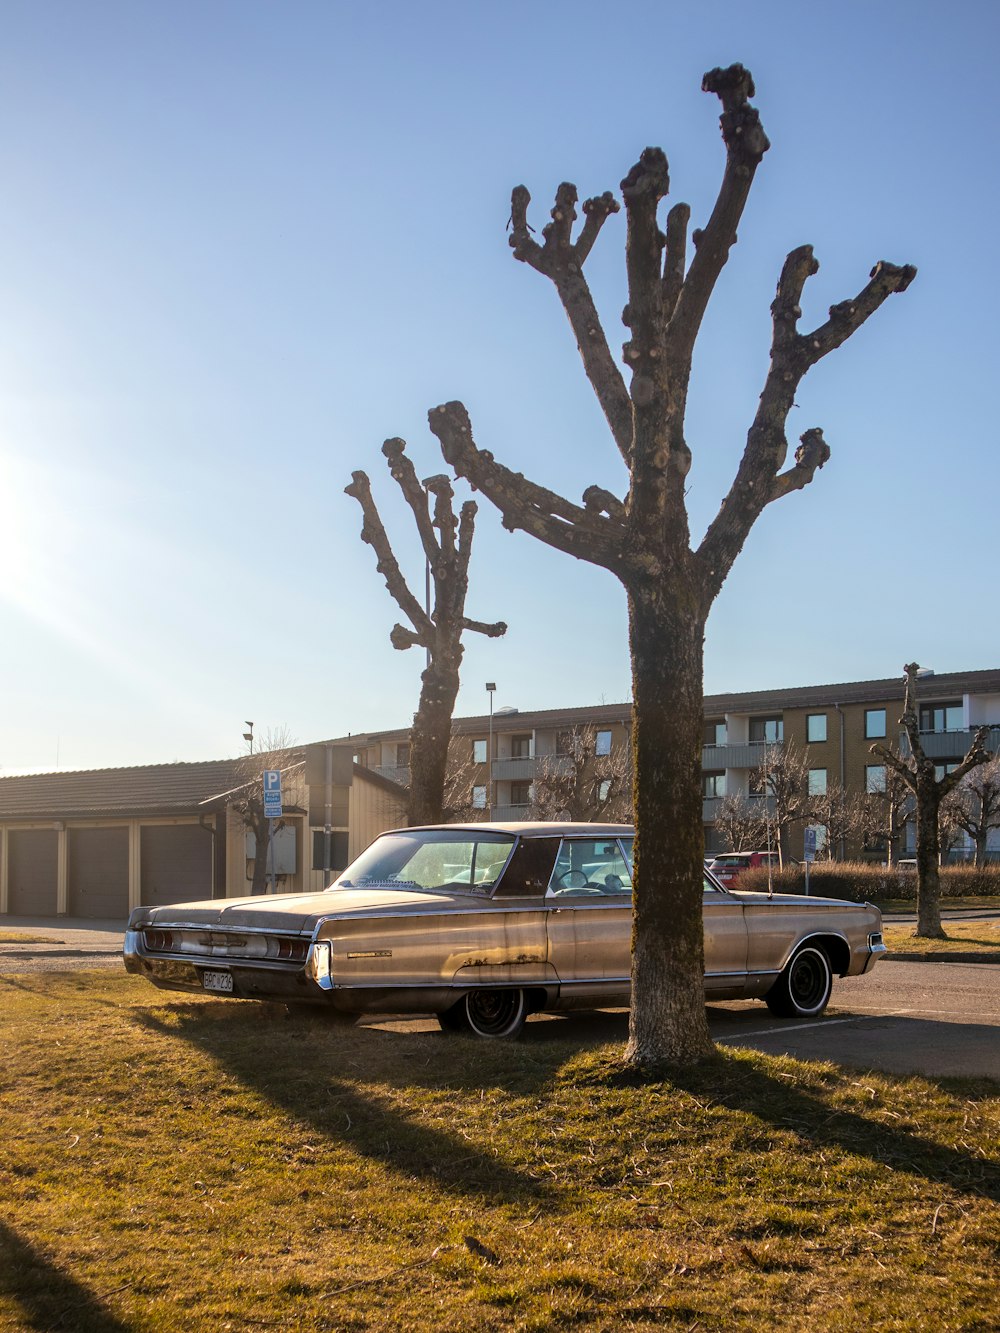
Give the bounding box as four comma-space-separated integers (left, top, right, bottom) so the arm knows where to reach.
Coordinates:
242, 721, 254, 754
486, 682, 496, 818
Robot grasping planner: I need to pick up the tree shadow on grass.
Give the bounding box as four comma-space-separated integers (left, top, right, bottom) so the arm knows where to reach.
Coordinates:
0, 1220, 132, 1333
131, 1004, 557, 1208
586, 1049, 1000, 1206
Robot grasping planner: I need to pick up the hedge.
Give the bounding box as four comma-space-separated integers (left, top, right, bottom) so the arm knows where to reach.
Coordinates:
734, 861, 1000, 903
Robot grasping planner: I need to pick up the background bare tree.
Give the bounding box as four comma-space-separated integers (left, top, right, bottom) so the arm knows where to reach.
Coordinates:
860, 764, 914, 868
714, 790, 771, 853
527, 724, 632, 822
871, 664, 989, 937
441, 745, 485, 823
230, 727, 304, 896
347, 443, 506, 825
427, 65, 913, 1066
752, 743, 811, 868
948, 752, 1000, 868
807, 782, 861, 861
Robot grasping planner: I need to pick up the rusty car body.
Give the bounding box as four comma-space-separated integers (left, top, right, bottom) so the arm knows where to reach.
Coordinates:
123, 822, 886, 1037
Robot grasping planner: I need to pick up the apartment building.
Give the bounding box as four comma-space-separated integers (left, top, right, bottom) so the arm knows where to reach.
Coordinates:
347, 668, 1000, 859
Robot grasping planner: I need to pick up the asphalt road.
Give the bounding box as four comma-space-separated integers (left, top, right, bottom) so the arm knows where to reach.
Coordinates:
2, 916, 997, 1080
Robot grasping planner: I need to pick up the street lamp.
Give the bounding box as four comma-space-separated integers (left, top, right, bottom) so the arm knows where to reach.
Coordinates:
486, 682, 496, 818
242, 721, 254, 754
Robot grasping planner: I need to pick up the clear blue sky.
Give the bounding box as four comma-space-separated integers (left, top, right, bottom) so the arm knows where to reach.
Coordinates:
1, 0, 996, 772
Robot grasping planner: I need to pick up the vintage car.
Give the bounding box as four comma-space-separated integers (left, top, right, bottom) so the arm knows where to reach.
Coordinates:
123, 822, 886, 1038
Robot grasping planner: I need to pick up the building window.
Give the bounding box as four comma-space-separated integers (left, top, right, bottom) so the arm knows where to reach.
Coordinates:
703, 720, 727, 747
750, 717, 784, 744
510, 734, 532, 759
473, 739, 488, 764
510, 780, 532, 806
396, 743, 410, 767
472, 785, 487, 809
866, 765, 887, 793
595, 729, 612, 757
864, 709, 887, 739
934, 761, 960, 781
808, 768, 827, 796
921, 702, 964, 733
702, 772, 726, 799
806, 714, 827, 743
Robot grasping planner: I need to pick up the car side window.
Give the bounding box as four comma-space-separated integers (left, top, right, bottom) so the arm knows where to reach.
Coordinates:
547, 839, 633, 896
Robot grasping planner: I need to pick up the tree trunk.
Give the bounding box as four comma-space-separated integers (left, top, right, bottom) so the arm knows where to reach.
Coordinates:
914, 776, 945, 938
624, 584, 714, 1068
975, 821, 988, 870
408, 653, 462, 825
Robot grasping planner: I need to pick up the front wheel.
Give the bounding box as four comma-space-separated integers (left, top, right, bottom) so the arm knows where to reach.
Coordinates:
765, 945, 832, 1018
437, 988, 528, 1039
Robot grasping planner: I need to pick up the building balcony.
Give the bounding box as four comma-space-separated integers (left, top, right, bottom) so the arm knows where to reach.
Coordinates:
491, 756, 538, 781
701, 741, 777, 769
491, 803, 531, 822
898, 728, 1000, 759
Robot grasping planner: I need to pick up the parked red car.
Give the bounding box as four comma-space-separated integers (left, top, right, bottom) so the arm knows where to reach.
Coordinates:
707, 850, 779, 887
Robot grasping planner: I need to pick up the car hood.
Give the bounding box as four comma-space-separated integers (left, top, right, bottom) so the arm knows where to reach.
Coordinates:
732, 890, 875, 912
132, 886, 482, 933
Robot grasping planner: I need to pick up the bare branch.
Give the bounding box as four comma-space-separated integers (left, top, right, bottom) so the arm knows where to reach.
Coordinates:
667, 65, 769, 367
870, 742, 916, 789
430, 400, 626, 569
381, 438, 439, 567
345, 469, 431, 642
509, 185, 633, 462
582, 485, 627, 521
461, 616, 507, 638
661, 202, 690, 319
939, 727, 991, 798
696, 244, 915, 599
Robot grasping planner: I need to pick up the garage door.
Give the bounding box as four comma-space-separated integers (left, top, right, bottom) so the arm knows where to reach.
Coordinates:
140, 825, 213, 907
7, 829, 59, 916
68, 827, 128, 919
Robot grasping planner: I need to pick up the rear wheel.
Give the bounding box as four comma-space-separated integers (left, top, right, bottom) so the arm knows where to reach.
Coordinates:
765, 945, 832, 1018
437, 988, 528, 1039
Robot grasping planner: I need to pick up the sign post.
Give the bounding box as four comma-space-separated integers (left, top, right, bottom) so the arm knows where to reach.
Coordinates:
263, 770, 283, 894
803, 825, 817, 895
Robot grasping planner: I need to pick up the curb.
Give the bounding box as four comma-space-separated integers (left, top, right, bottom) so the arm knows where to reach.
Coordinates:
884, 951, 1000, 965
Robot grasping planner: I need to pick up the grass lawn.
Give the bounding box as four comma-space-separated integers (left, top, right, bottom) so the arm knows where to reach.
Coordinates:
1, 971, 998, 1332
883, 920, 1000, 958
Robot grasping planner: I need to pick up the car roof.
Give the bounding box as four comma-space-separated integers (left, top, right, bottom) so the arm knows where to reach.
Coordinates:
379, 821, 634, 838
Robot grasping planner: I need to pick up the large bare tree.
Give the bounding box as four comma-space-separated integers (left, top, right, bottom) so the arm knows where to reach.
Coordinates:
871, 664, 989, 937
428, 65, 914, 1066
347, 442, 506, 825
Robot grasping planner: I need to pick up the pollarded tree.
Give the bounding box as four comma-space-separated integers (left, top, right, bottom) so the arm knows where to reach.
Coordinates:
429, 65, 914, 1067
871, 663, 989, 937
807, 782, 861, 862
752, 742, 812, 868
714, 790, 771, 854
860, 763, 913, 868
347, 442, 507, 825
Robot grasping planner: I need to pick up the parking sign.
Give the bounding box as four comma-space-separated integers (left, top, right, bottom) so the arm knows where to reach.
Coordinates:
263, 769, 283, 818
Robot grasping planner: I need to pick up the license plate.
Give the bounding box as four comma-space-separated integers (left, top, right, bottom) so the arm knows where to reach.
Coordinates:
202, 970, 234, 994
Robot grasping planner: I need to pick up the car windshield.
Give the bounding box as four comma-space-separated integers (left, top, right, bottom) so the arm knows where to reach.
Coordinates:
329, 830, 516, 895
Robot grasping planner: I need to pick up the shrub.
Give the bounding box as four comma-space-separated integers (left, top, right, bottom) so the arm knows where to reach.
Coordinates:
735, 861, 1000, 903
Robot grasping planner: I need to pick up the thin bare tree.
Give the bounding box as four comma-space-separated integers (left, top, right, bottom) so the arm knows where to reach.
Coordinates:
527, 724, 632, 822
807, 782, 861, 861
860, 763, 914, 868
427, 65, 913, 1066
949, 752, 1000, 868
713, 790, 770, 853
347, 443, 506, 825
871, 664, 989, 937
752, 743, 812, 868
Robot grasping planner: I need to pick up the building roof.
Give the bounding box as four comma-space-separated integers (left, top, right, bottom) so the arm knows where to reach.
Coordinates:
0, 759, 246, 820
325, 669, 1000, 745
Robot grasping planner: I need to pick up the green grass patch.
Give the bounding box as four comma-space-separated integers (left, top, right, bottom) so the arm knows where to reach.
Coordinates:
1, 970, 998, 1331
883, 920, 1000, 957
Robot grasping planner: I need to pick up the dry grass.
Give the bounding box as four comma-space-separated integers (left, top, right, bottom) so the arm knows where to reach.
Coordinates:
1, 970, 998, 1332
883, 920, 1000, 957
0, 931, 57, 943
